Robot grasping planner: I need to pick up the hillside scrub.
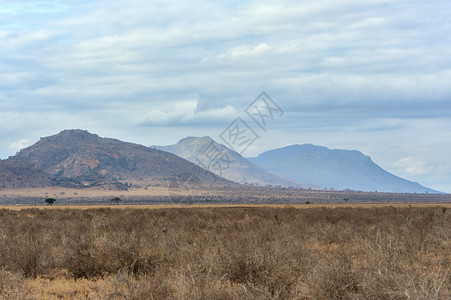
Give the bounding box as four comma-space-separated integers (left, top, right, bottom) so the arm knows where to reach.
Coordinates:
0, 206, 449, 299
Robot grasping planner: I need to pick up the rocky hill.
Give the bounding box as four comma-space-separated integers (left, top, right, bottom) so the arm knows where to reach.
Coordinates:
7, 130, 230, 188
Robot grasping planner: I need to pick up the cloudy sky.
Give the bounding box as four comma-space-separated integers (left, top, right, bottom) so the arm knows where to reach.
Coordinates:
1, 0, 450, 192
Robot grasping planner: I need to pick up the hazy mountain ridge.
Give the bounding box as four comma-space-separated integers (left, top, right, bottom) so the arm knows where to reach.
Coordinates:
249, 144, 439, 193
154, 136, 311, 188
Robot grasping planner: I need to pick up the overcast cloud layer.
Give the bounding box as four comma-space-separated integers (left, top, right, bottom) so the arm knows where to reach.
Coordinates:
1, 0, 450, 192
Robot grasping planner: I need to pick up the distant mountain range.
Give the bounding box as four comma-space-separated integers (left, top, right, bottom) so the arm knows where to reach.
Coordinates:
249, 144, 438, 193
0, 130, 228, 189
0, 130, 440, 193
153, 137, 312, 188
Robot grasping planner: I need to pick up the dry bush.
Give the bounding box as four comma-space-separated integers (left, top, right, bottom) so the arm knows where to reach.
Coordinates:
0, 206, 449, 299
0, 267, 29, 299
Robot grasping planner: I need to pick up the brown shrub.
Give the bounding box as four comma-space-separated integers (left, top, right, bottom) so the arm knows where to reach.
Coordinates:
0, 206, 449, 299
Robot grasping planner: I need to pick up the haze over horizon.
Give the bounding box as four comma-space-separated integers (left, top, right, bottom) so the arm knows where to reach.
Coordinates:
1, 0, 450, 192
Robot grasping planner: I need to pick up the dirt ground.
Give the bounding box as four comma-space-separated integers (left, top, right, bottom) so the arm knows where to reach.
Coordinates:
0, 186, 173, 198
2, 202, 450, 210
2, 186, 450, 208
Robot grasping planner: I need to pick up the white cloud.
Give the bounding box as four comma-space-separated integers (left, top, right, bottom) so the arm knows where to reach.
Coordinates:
395, 157, 434, 175
217, 43, 272, 61
9, 139, 30, 153
141, 99, 236, 126
351, 17, 388, 29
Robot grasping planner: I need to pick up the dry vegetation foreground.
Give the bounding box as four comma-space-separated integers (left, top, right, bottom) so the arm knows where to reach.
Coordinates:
0, 206, 450, 299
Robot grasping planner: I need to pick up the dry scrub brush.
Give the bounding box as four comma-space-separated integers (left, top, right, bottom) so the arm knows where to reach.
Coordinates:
0, 206, 449, 299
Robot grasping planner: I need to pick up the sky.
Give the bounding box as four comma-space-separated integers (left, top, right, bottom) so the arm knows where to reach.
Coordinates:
1, 0, 450, 192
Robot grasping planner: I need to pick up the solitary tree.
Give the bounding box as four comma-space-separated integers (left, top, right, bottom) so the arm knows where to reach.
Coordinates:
45, 198, 56, 206
111, 197, 122, 205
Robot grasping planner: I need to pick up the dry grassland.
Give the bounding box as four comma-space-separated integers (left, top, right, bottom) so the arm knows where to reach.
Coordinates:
0, 205, 450, 299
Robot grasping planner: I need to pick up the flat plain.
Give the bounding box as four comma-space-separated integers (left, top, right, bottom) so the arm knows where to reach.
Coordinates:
1, 202, 451, 210
0, 204, 449, 299
2, 186, 451, 206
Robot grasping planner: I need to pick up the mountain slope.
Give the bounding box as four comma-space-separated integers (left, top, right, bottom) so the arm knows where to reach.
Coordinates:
16, 130, 229, 186
0, 157, 54, 189
249, 144, 438, 193
154, 137, 309, 188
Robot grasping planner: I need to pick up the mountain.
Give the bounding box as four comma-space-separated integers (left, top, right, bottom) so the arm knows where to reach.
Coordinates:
153, 137, 310, 188
0, 157, 54, 189
249, 144, 439, 193
3, 131, 438, 193
13, 129, 229, 188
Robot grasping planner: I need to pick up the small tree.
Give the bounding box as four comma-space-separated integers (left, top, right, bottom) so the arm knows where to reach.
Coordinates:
45, 198, 56, 206
111, 197, 122, 205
